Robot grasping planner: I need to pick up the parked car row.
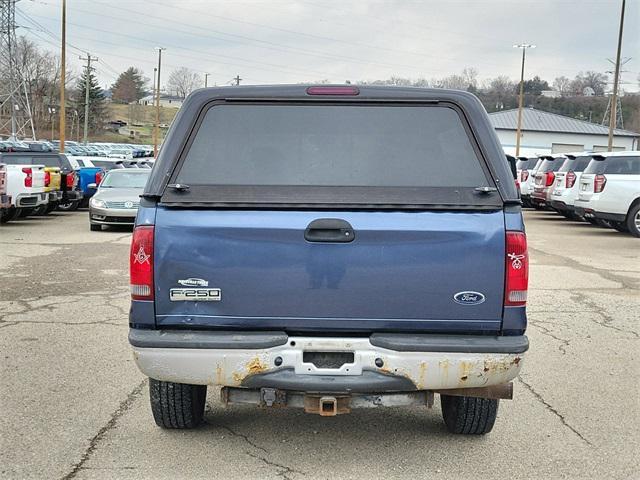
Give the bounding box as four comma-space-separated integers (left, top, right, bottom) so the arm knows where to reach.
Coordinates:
0, 145, 155, 229
0, 138, 154, 159
518, 151, 640, 237
0, 149, 108, 223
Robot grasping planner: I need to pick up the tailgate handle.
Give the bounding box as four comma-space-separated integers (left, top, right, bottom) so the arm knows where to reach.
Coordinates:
305, 218, 354, 243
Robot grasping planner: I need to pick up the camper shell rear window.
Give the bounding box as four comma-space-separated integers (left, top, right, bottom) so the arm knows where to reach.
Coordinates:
162, 102, 501, 209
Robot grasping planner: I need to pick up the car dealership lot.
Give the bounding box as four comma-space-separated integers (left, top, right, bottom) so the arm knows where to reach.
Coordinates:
1, 210, 638, 480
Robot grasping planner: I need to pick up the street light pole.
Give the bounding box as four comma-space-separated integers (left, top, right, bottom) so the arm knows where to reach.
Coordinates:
513, 43, 535, 157
153, 47, 165, 158
607, 0, 625, 151
204, 73, 210, 88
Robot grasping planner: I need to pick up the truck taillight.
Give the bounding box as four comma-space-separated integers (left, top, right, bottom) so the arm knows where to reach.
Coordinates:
565, 171, 576, 188
44, 171, 51, 187
22, 167, 32, 187
544, 171, 555, 187
66, 171, 75, 188
130, 226, 154, 300
505, 231, 528, 307
95, 171, 103, 185
521, 170, 529, 182
594, 174, 606, 193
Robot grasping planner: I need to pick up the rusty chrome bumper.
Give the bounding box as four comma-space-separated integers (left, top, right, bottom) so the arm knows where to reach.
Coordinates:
130, 333, 526, 393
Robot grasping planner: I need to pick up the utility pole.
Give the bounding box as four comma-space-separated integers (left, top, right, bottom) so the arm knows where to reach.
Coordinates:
204, 73, 210, 88
233, 75, 242, 86
0, 0, 36, 140
608, 0, 626, 151
79, 53, 98, 144
59, 0, 66, 152
153, 47, 165, 158
513, 43, 535, 157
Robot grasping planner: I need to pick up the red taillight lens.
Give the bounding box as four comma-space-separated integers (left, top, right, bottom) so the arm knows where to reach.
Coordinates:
66, 171, 75, 188
306, 86, 360, 96
565, 171, 576, 188
130, 226, 154, 300
95, 171, 103, 185
594, 174, 606, 193
505, 231, 528, 307
44, 171, 51, 187
544, 171, 555, 187
521, 170, 529, 182
22, 167, 32, 187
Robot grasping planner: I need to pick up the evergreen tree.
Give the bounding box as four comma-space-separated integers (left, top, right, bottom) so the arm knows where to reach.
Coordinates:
111, 67, 148, 104
73, 69, 107, 135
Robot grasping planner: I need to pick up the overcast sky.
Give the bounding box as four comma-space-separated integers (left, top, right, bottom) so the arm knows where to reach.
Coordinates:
17, 0, 640, 92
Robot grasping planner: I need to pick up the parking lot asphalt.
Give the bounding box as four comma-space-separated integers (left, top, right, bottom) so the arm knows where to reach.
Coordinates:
1, 209, 638, 480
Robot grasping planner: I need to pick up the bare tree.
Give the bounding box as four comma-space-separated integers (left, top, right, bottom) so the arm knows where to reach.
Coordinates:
433, 68, 478, 91
167, 67, 201, 99
570, 71, 608, 96
552, 76, 571, 95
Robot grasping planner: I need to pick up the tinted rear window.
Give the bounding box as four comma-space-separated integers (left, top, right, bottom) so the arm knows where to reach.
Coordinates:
584, 156, 640, 175
559, 155, 592, 173
175, 104, 489, 188
516, 159, 536, 170
538, 159, 565, 173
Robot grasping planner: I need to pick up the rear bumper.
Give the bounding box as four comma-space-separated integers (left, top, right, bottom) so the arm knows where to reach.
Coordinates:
550, 200, 574, 213
16, 192, 48, 208
593, 211, 626, 223
129, 330, 527, 393
47, 191, 62, 203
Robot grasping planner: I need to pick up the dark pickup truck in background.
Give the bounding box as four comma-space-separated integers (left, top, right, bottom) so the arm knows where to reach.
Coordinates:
128, 85, 529, 435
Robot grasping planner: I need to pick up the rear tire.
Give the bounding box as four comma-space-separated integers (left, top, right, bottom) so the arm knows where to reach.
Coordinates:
149, 378, 207, 429
626, 203, 640, 238
0, 207, 20, 223
57, 200, 80, 211
33, 204, 49, 216
440, 394, 499, 435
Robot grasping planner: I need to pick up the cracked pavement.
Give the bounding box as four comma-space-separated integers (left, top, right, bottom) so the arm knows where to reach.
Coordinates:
1, 209, 638, 479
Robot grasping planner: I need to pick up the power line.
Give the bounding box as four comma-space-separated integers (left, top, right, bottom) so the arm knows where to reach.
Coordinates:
23, 11, 329, 79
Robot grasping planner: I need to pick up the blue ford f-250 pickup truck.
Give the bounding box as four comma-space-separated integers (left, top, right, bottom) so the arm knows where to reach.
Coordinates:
128, 85, 529, 434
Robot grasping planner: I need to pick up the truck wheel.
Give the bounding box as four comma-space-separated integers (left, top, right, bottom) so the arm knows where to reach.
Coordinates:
33, 204, 49, 216
440, 394, 499, 435
90, 224, 102, 232
626, 203, 640, 238
57, 200, 80, 211
149, 378, 207, 429
1, 207, 19, 223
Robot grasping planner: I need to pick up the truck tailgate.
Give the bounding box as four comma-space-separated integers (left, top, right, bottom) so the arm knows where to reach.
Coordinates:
154, 208, 505, 333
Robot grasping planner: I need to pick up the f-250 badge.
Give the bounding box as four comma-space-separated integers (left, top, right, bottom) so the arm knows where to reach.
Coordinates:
170, 288, 221, 302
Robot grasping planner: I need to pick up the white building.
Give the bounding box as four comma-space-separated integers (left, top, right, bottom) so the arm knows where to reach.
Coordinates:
135, 94, 184, 108
489, 107, 639, 157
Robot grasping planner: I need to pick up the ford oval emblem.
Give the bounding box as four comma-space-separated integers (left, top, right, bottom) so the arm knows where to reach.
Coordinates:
453, 291, 486, 305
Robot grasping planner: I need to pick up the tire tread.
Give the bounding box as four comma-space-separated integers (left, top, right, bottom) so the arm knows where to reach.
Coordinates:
441, 394, 498, 435
149, 378, 206, 429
